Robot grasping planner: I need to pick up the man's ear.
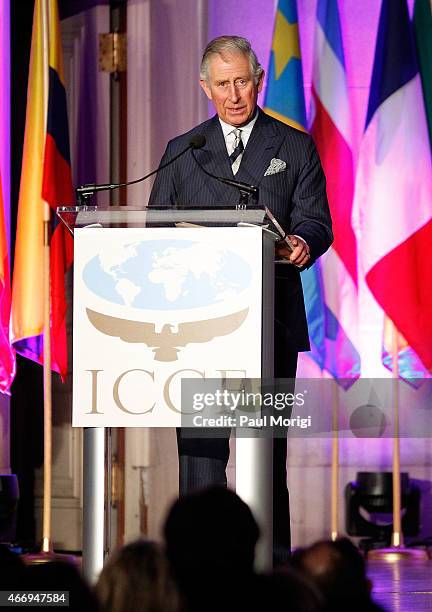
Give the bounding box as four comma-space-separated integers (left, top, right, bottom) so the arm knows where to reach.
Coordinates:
200, 79, 213, 101
257, 70, 265, 93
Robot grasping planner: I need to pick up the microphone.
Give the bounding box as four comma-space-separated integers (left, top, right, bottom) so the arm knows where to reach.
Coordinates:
191, 136, 258, 208
76, 135, 206, 204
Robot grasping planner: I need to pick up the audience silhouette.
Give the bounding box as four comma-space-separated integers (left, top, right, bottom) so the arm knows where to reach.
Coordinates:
0, 544, 26, 590
164, 486, 258, 611
291, 538, 385, 612
24, 560, 98, 611
96, 539, 179, 612
164, 486, 323, 612
1, 494, 389, 612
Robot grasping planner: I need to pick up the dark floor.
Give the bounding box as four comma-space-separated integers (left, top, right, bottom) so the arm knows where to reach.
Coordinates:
369, 558, 432, 612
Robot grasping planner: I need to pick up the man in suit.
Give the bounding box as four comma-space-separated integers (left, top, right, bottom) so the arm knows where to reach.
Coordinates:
149, 36, 333, 564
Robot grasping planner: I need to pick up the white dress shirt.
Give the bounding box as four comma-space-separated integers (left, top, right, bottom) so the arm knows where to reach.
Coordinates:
219, 112, 259, 155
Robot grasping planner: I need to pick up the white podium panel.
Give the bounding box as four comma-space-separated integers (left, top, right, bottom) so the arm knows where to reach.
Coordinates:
73, 226, 265, 427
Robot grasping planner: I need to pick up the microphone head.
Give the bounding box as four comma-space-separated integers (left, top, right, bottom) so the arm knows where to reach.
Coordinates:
189, 134, 206, 149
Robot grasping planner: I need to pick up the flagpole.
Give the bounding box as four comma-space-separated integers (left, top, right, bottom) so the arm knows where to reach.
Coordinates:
40, 0, 52, 555
26, 210, 75, 564
23, 0, 75, 565
368, 321, 427, 561
390, 323, 402, 548
330, 380, 339, 541
42, 209, 52, 553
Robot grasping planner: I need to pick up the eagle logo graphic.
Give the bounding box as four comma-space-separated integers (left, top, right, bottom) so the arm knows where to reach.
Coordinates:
86, 307, 249, 361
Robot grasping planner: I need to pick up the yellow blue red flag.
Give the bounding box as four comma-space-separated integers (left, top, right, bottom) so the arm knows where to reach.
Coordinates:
11, 0, 73, 380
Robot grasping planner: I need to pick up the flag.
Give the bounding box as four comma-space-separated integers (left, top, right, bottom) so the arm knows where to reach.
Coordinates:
11, 0, 73, 380
263, 0, 307, 131
264, 0, 360, 382
353, 0, 432, 377
413, 0, 432, 147
0, 173, 15, 393
308, 0, 360, 381
263, 0, 324, 370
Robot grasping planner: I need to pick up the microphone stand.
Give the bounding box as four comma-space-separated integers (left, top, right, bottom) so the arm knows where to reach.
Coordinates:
76, 140, 203, 205
191, 149, 258, 209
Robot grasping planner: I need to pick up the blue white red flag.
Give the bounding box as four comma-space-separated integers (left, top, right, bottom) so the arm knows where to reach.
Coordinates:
353, 0, 432, 379
307, 0, 360, 381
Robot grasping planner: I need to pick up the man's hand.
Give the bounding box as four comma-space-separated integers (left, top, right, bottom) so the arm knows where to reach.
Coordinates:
275, 235, 310, 267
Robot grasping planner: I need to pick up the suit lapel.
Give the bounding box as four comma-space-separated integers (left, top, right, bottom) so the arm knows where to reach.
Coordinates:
236, 110, 284, 187
197, 115, 232, 178
194, 116, 238, 204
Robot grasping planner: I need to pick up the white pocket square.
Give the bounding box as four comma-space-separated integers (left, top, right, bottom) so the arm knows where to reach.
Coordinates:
264, 158, 287, 176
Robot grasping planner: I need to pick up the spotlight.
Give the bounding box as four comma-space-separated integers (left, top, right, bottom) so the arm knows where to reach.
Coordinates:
345, 472, 420, 552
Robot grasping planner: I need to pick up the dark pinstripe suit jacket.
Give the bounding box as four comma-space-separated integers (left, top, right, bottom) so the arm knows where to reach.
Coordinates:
149, 109, 333, 351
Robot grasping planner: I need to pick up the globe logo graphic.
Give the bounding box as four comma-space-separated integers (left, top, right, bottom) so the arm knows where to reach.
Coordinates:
82, 239, 253, 361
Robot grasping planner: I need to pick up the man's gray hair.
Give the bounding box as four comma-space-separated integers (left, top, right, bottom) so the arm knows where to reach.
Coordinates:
200, 36, 264, 84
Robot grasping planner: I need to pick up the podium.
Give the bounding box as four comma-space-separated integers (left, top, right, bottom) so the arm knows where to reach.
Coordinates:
58, 205, 278, 580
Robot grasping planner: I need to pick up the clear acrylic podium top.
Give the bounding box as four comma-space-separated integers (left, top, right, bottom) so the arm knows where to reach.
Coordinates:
56, 204, 271, 235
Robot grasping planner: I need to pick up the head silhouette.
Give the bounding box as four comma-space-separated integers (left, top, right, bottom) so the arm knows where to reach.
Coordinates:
96, 539, 178, 612
164, 486, 259, 593
292, 538, 382, 611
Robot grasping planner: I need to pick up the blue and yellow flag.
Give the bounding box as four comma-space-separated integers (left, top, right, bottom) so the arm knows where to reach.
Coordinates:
263, 0, 306, 131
